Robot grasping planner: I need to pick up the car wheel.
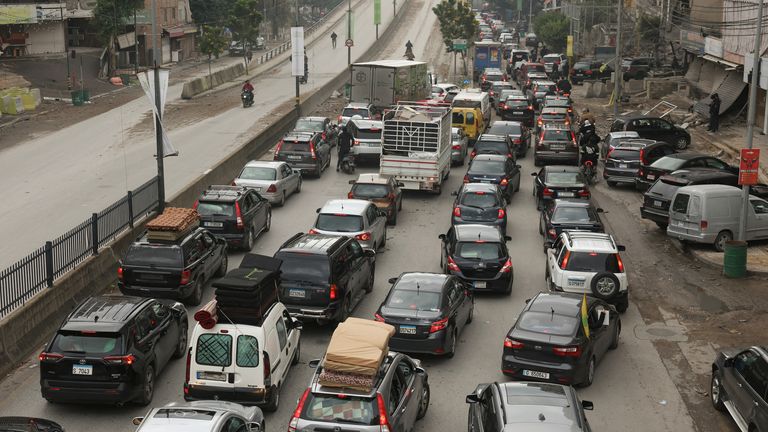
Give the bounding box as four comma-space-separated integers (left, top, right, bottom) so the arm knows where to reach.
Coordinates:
296, 178, 302, 193
416, 383, 430, 420
675, 137, 689, 150
244, 227, 254, 251
389, 210, 397, 226
539, 217, 544, 235
216, 254, 228, 277
186, 280, 203, 306
278, 192, 286, 207
581, 357, 596, 387
466, 301, 474, 324
711, 372, 727, 412
365, 265, 375, 293
446, 330, 458, 359
607, 181, 617, 187
265, 210, 272, 232
380, 229, 387, 248
714, 230, 733, 252
609, 320, 621, 350
173, 321, 189, 359
137, 365, 155, 406
655, 222, 668, 230
264, 385, 280, 412
292, 340, 301, 366
616, 297, 629, 313
590, 272, 620, 300
338, 296, 351, 322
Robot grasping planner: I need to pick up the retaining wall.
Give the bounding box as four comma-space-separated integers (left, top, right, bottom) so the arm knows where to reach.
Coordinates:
181, 63, 247, 99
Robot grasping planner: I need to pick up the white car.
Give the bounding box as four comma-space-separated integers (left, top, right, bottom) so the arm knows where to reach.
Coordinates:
338, 102, 373, 126
347, 118, 383, 163
133, 400, 264, 432
544, 231, 629, 313
431, 83, 460, 101
233, 160, 302, 206
311, 199, 387, 251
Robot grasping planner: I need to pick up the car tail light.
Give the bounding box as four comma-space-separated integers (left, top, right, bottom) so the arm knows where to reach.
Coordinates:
193, 200, 199, 209
543, 188, 554, 197
355, 232, 371, 241
374, 313, 385, 322
322, 132, 327, 141
185, 347, 191, 384
452, 144, 461, 150
463, 175, 469, 183
310, 142, 317, 159
288, 388, 311, 432
263, 352, 272, 386
500, 178, 509, 186
616, 254, 625, 272
117, 266, 124, 281
104, 354, 135, 365
553, 346, 582, 357
489, 91, 495, 96
348, 192, 354, 198
504, 338, 523, 349
537, 119, 543, 126
235, 201, 244, 230
329, 284, 338, 300
606, 147, 614, 159
429, 317, 449, 333
353, 139, 360, 146
266, 184, 277, 193
274, 139, 283, 157
500, 259, 512, 273
548, 228, 556, 238
453, 207, 461, 217
470, 150, 476, 158
377, 392, 393, 432
308, 228, 319, 234
180, 269, 192, 285
638, 167, 645, 177
513, 138, 521, 144
501, 104, 507, 109
701, 220, 708, 229
528, 105, 534, 110
578, 189, 590, 197
585, 69, 593, 75
639, 148, 646, 164
498, 208, 506, 219
560, 250, 571, 270
447, 256, 460, 272
39, 352, 63, 362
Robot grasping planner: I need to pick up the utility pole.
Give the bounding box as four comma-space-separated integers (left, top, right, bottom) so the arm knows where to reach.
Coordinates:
739, 0, 764, 241
151, 0, 165, 212
613, 0, 623, 118
347, 0, 352, 66
296, 0, 301, 116
134, 8, 139, 75
528, 0, 533, 32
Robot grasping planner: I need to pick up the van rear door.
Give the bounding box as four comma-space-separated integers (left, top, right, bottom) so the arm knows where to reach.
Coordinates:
189, 328, 237, 399
670, 192, 701, 235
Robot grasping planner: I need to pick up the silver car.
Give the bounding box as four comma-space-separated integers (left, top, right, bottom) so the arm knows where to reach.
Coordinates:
338, 102, 374, 126
233, 160, 302, 206
348, 118, 383, 163
311, 199, 387, 251
289, 353, 430, 432
133, 400, 264, 432
451, 127, 468, 165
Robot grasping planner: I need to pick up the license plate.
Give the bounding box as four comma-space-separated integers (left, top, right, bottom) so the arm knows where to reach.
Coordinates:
522, 370, 550, 379
474, 281, 487, 288
550, 145, 565, 150
399, 325, 416, 334
287, 155, 302, 160
647, 174, 656, 180
619, 163, 627, 169
481, 180, 492, 184
72, 365, 92, 376
568, 278, 585, 287
288, 289, 305, 298
204, 222, 223, 228
558, 192, 575, 197
140, 273, 163, 280
197, 371, 227, 381
513, 111, 524, 115
654, 200, 662, 207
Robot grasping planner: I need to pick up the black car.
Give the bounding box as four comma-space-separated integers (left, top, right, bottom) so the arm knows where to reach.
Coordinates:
195, 185, 271, 250
487, 121, 531, 158
540, 199, 604, 242
501, 292, 620, 387
118, 228, 228, 306
451, 183, 508, 233
293, 116, 335, 146
464, 155, 522, 202
39, 295, 187, 405
610, 115, 691, 150
532, 165, 590, 209
439, 224, 513, 294
541, 95, 574, 118
466, 382, 594, 432
571, 59, 611, 84
534, 124, 578, 166
471, 134, 515, 160
0, 417, 65, 432
273, 131, 332, 177
636, 153, 736, 191
498, 96, 535, 126
274, 233, 375, 323
375, 272, 473, 358
489, 81, 514, 109
602, 139, 675, 187
621, 57, 653, 81
711, 346, 768, 432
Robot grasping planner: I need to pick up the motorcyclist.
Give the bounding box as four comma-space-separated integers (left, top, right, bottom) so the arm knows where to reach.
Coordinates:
580, 107, 596, 128
242, 79, 254, 93
579, 120, 600, 168
557, 77, 572, 95
241, 80, 254, 106
336, 125, 352, 171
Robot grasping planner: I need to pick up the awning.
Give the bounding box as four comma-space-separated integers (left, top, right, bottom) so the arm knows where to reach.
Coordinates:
163, 24, 197, 38
701, 54, 741, 69
693, 68, 747, 118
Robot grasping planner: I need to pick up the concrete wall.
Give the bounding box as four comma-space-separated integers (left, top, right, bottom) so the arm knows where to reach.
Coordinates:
27, 21, 66, 54
181, 63, 246, 99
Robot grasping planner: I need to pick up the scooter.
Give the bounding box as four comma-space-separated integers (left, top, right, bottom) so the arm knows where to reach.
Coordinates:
339, 154, 355, 174
241, 91, 254, 108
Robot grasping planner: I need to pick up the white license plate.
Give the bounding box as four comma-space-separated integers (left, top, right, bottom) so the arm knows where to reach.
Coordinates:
399, 326, 416, 334
619, 163, 628, 169
513, 111, 524, 115
288, 289, 305, 298
287, 155, 302, 160
647, 174, 656, 180
522, 370, 550, 379
481, 180, 492, 183
474, 281, 487, 288
72, 365, 93, 376
568, 279, 585, 287
654, 200, 662, 207
204, 222, 223, 228
197, 371, 227, 381
558, 192, 575, 197
550, 145, 565, 150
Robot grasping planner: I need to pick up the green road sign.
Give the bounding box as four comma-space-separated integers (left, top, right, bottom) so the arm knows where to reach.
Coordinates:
374, 0, 381, 25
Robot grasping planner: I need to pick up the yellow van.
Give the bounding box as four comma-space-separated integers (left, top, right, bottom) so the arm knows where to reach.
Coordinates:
452, 107, 486, 143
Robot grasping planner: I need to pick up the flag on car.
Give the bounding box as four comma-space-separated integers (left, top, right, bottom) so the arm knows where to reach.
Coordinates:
581, 294, 590, 339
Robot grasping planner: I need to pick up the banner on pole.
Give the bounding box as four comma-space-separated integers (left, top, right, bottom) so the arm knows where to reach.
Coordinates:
139, 69, 178, 157
291, 27, 305, 77
739, 148, 761, 185
374, 0, 381, 25
566, 35, 574, 57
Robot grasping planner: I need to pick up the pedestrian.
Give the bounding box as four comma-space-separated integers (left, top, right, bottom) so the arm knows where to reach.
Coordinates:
708, 93, 721, 132
551, 62, 560, 81
331, 31, 337, 49
337, 126, 352, 171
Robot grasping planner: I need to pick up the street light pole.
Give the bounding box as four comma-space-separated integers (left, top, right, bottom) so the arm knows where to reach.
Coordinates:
296, 0, 301, 116
151, 0, 165, 212
613, 0, 623, 117
347, 0, 352, 66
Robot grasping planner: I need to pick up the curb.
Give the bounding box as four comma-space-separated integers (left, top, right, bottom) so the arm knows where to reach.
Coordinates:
670, 237, 768, 277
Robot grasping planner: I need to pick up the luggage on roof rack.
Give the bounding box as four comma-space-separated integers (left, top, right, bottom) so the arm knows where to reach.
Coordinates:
145, 207, 200, 241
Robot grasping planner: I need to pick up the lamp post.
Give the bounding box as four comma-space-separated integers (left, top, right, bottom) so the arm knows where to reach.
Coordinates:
151, 0, 165, 212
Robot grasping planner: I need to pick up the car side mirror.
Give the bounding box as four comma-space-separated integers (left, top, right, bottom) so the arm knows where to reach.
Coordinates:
600, 311, 610, 326
524, 298, 531, 304
724, 357, 734, 367
388, 277, 398, 284
293, 169, 302, 175
438, 234, 447, 240
530, 172, 537, 176
248, 422, 261, 432
451, 191, 458, 196
544, 240, 554, 249
132, 417, 144, 426
377, 209, 388, 217
466, 393, 480, 404
315, 208, 321, 213
415, 366, 427, 375
596, 208, 605, 213
364, 249, 376, 258
581, 400, 594, 410
348, 180, 356, 185
292, 319, 304, 331
504, 235, 512, 241
308, 359, 321, 369
617, 245, 626, 252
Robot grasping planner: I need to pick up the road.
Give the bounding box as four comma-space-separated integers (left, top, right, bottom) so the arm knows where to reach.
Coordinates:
0, 0, 395, 269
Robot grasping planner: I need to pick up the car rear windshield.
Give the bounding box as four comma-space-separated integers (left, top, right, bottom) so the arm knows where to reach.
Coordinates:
543, 55, 560, 62
352, 184, 389, 198
456, 242, 503, 260
316, 214, 364, 232
545, 171, 580, 184
153, 409, 216, 421
486, 73, 503, 81
295, 119, 325, 132
125, 245, 182, 267
538, 84, 557, 92
651, 157, 686, 170
552, 207, 596, 223
542, 129, 572, 142
470, 160, 506, 174
544, 101, 569, 109
475, 140, 508, 154
461, 191, 499, 207
277, 253, 330, 283
489, 124, 522, 135
648, 179, 685, 196
608, 149, 640, 159
302, 394, 378, 425
566, 252, 621, 272
574, 62, 591, 69
51, 331, 122, 355
343, 108, 370, 118
353, 128, 382, 140
195, 333, 232, 367
542, 113, 566, 120
239, 166, 277, 181
281, 141, 310, 152
503, 99, 529, 108
196, 201, 235, 217
517, 311, 578, 336
385, 288, 442, 311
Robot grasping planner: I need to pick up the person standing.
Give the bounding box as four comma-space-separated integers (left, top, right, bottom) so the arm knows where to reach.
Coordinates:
551, 62, 560, 81
337, 126, 352, 171
331, 31, 337, 49
708, 93, 721, 132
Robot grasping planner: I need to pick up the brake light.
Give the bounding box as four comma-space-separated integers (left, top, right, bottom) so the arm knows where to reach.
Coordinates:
117, 266, 124, 281
528, 105, 534, 110
348, 192, 354, 198
104, 354, 135, 365
263, 352, 272, 386
308, 228, 319, 234
553, 346, 582, 357
578, 189, 590, 197
39, 352, 63, 362
235, 201, 244, 230
177, 269, 191, 285
193, 200, 199, 209
500, 178, 509, 186
329, 284, 338, 300
501, 104, 507, 109
560, 250, 571, 270
377, 392, 393, 432
513, 138, 521, 144
429, 317, 449, 333
470, 150, 476, 158
463, 175, 469, 183
337, 115, 343, 123
310, 141, 317, 159
452, 144, 461, 150
453, 207, 461, 217
543, 188, 554, 197
639, 167, 645, 177
185, 347, 191, 384
538, 119, 543, 126
353, 139, 360, 146
387, 193, 396, 200
504, 338, 523, 349
498, 208, 506, 219
264, 184, 277, 193
288, 388, 311, 431
355, 232, 371, 241
701, 220, 708, 229
500, 258, 512, 273
549, 228, 557, 238
274, 139, 283, 157
447, 256, 460, 272
585, 69, 593, 75
374, 313, 385, 322
616, 254, 625, 272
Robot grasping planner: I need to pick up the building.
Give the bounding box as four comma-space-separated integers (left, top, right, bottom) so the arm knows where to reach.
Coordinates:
132, 0, 196, 66
0, 2, 70, 57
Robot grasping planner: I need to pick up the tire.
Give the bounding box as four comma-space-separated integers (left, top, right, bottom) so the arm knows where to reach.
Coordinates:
186, 280, 203, 306
136, 365, 155, 406
655, 222, 668, 230
172, 321, 189, 359
264, 210, 272, 232
244, 227, 254, 251
389, 210, 397, 226
609, 320, 621, 349
466, 301, 474, 324
337, 296, 351, 322
581, 357, 595, 387
590, 272, 620, 300
380, 229, 387, 248
292, 340, 301, 366
675, 137, 689, 150
616, 297, 629, 313
365, 265, 375, 293
263, 385, 280, 412
416, 383, 430, 420
446, 330, 458, 359
711, 372, 727, 412
278, 191, 286, 207
215, 254, 228, 277
539, 217, 544, 235
714, 231, 733, 252
295, 178, 302, 193
607, 181, 617, 187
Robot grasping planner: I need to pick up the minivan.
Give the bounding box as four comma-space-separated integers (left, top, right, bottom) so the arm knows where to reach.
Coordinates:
453, 91, 491, 128
667, 184, 768, 251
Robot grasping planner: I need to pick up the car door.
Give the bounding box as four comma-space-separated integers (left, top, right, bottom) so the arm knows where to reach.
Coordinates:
507, 158, 521, 190
748, 199, 768, 239
587, 303, 611, 360
200, 232, 220, 279
367, 204, 386, 247
218, 415, 247, 432
150, 301, 178, 371
480, 386, 502, 432
282, 164, 298, 194
728, 350, 768, 425
346, 241, 368, 298
134, 306, 166, 371
332, 246, 355, 299
281, 309, 300, 365
547, 238, 567, 287
452, 278, 471, 328
441, 226, 456, 266
534, 168, 545, 198
396, 358, 422, 430
250, 191, 268, 230
239, 195, 255, 230
273, 314, 290, 382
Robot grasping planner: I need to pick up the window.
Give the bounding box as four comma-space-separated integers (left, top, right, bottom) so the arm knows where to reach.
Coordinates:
671, 193, 690, 214
51, 331, 122, 356
282, 165, 293, 178
348, 240, 364, 258
385, 288, 442, 311
388, 371, 405, 414
734, 350, 768, 399
222, 417, 246, 432
480, 388, 500, 432
196, 334, 232, 367
135, 307, 157, 339
466, 112, 475, 125
151, 302, 170, 320
276, 253, 330, 283
396, 359, 415, 386
705, 158, 728, 170
567, 252, 622, 272
517, 311, 579, 336
126, 245, 181, 267
461, 191, 499, 208
316, 214, 363, 232
452, 112, 465, 124
366, 205, 379, 224
196, 202, 235, 217
276, 318, 288, 351
752, 200, 768, 215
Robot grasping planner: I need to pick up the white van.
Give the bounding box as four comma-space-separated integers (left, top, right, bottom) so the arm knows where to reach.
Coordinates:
453, 90, 491, 127
667, 184, 768, 251
184, 302, 301, 412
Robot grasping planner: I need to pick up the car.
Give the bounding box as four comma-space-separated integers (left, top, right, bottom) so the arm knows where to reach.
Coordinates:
542, 53, 568, 74
444, 90, 460, 104
347, 173, 404, 225
489, 81, 514, 109
466, 381, 595, 432
432, 83, 460, 100
497, 88, 523, 106
471, 133, 515, 160
487, 120, 531, 157
518, 62, 546, 86
39, 295, 188, 405
464, 154, 522, 202
532, 165, 590, 209
375, 272, 473, 357
290, 352, 430, 432
338, 102, 374, 126
509, 48, 530, 65
481, 68, 506, 91
541, 95, 574, 118
132, 401, 264, 432
501, 291, 621, 387
293, 116, 335, 146
711, 346, 768, 432
603, 139, 675, 187
118, 227, 228, 305
194, 185, 271, 250
572, 59, 611, 84
439, 224, 513, 293
534, 123, 578, 166
311, 199, 387, 251
535, 107, 571, 132
498, 95, 535, 125
451, 182, 509, 233
636, 153, 736, 191
610, 114, 691, 150
348, 118, 383, 164
233, 160, 302, 206
274, 131, 332, 177
540, 199, 604, 241
544, 231, 629, 312
450, 127, 469, 166
522, 71, 548, 90
0, 417, 65, 432
528, 80, 558, 109
601, 130, 640, 158
622, 57, 653, 80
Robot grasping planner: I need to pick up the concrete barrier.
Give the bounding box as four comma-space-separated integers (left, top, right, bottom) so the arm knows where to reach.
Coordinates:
181, 63, 247, 99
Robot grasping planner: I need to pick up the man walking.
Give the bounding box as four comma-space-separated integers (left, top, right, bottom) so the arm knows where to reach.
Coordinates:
331, 31, 337, 49
337, 126, 352, 171
708, 93, 721, 132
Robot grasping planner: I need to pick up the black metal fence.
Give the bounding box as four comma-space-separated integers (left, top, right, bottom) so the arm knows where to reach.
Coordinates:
0, 177, 160, 319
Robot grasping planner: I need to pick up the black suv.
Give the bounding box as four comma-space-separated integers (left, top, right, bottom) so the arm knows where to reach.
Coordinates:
118, 228, 228, 305
195, 185, 271, 251
471, 134, 515, 160
439, 224, 513, 294
602, 139, 675, 187
39, 295, 188, 405
274, 233, 376, 323
610, 115, 691, 150
498, 96, 534, 126
274, 131, 332, 177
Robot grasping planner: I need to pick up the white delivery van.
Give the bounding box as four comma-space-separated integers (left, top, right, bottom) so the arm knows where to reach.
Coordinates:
185, 302, 301, 412
453, 90, 491, 128
667, 184, 768, 251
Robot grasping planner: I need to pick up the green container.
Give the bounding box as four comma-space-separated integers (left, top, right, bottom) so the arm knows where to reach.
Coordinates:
71, 90, 84, 106
723, 240, 748, 278
120, 74, 131, 86
81, 89, 90, 102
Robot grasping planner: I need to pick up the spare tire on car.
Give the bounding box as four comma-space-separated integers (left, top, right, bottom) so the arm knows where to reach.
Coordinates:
590, 272, 620, 300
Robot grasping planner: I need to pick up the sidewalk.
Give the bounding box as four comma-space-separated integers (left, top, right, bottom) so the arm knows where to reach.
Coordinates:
690, 119, 768, 183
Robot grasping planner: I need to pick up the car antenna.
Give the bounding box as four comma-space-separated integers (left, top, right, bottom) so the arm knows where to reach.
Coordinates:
550, 307, 555, 319
416, 282, 420, 295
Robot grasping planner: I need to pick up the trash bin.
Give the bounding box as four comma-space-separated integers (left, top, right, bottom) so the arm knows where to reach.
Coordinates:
723, 240, 747, 278
71, 90, 84, 106
120, 74, 131, 86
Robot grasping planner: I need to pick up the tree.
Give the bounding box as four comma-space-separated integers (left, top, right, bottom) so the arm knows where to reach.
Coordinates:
199, 25, 229, 87
189, 0, 236, 25
432, 0, 479, 75
92, 0, 143, 74
533, 11, 569, 52
228, 0, 263, 73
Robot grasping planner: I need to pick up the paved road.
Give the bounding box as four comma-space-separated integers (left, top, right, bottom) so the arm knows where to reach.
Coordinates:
0, 0, 394, 269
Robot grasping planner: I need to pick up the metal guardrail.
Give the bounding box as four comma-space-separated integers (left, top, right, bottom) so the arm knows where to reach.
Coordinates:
0, 177, 160, 319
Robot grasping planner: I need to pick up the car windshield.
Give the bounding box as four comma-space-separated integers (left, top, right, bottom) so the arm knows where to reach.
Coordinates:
452, 112, 465, 123
302, 394, 378, 425
504, 99, 529, 108
542, 130, 572, 142
545, 171, 581, 184
353, 128, 382, 140
470, 160, 506, 174
239, 166, 277, 181
51, 332, 122, 355
566, 252, 621, 272
125, 245, 182, 266
316, 214, 364, 232
542, 113, 566, 120
461, 191, 499, 207
385, 288, 442, 311
196, 202, 235, 217
652, 157, 687, 170
543, 55, 560, 63
294, 119, 324, 132
475, 140, 508, 154
552, 207, 596, 223
277, 253, 330, 283
489, 124, 521, 135
456, 242, 503, 259
352, 184, 389, 198
517, 311, 578, 336
343, 108, 370, 118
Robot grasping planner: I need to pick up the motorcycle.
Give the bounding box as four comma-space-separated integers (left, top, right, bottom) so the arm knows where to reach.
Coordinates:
339, 153, 356, 174
241, 90, 254, 108
580, 159, 597, 185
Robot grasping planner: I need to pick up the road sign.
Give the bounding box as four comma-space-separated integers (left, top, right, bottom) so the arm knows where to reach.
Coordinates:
566, 35, 573, 57
453, 39, 467, 51
345, 39, 354, 48
739, 148, 761, 185
374, 0, 381, 25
